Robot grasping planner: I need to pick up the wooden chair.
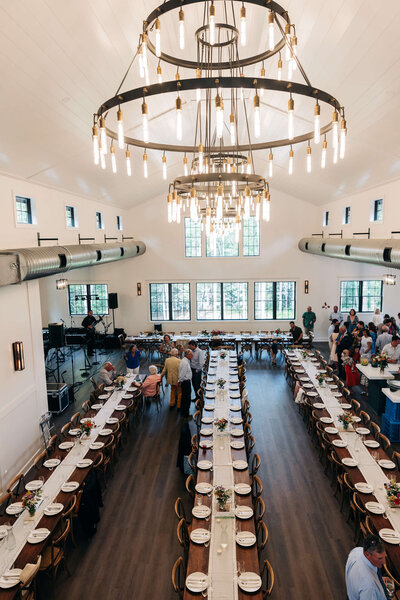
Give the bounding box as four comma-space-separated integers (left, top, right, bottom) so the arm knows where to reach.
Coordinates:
7, 473, 25, 498
254, 496, 265, 524
100, 435, 115, 486
171, 556, 185, 598
392, 451, 400, 471
46, 434, 58, 458
245, 434, 255, 458
192, 410, 202, 436
18, 554, 42, 600
191, 434, 199, 454
251, 453, 261, 478
174, 497, 190, 524
252, 475, 263, 503
177, 518, 190, 562
34, 451, 47, 471
89, 376, 98, 390
350, 398, 361, 414
378, 432, 391, 451
39, 519, 71, 594
185, 474, 196, 500
70, 412, 81, 427
256, 520, 269, 558
82, 399, 91, 413
0, 491, 12, 515
261, 559, 275, 597
370, 421, 380, 441
188, 452, 197, 477
359, 411, 371, 427
350, 492, 366, 544
330, 451, 345, 512
60, 422, 72, 439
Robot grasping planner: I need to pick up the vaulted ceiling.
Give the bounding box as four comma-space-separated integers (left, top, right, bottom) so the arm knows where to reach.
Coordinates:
1, 0, 400, 208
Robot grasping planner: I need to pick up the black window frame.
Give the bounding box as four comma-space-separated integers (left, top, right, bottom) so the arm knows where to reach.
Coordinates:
373, 199, 383, 222
16, 196, 32, 224
339, 280, 383, 313
149, 282, 191, 321
196, 282, 248, 321
117, 215, 122, 231
68, 283, 109, 316
323, 211, 329, 227
96, 211, 104, 229
66, 205, 76, 228
254, 281, 296, 320
344, 206, 351, 225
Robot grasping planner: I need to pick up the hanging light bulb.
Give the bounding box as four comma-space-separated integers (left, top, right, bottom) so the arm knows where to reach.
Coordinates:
269, 150, 273, 178
319, 138, 327, 169
99, 117, 107, 155
255, 193, 261, 221
92, 124, 99, 165
230, 113, 236, 144
198, 143, 204, 173
232, 165, 237, 197
155, 18, 161, 57
176, 96, 182, 141
125, 147, 132, 176
260, 65, 265, 97
306, 143, 312, 173
268, 12, 275, 51
172, 190, 177, 222
142, 100, 149, 143
288, 147, 294, 175
292, 34, 298, 69
226, 157, 231, 173
209, 2, 215, 45
157, 64, 162, 84
206, 205, 211, 234
215, 93, 224, 139
277, 55, 282, 81
196, 68, 201, 103
340, 117, 347, 159
333, 144, 338, 164
142, 33, 148, 72
190, 187, 197, 221
288, 95, 294, 140
263, 190, 271, 222
240, 4, 246, 47
176, 195, 181, 224
143, 150, 148, 178
332, 110, 339, 149
217, 184, 223, 220
284, 24, 291, 61
246, 156, 252, 174
183, 154, 188, 176
100, 150, 106, 170
179, 8, 185, 50
110, 141, 117, 174
162, 153, 167, 180
253, 92, 261, 138
138, 45, 144, 78
314, 102, 320, 144
167, 193, 172, 223
117, 108, 124, 149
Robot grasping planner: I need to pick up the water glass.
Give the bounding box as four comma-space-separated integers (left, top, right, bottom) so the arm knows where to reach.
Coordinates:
385, 578, 395, 598
196, 496, 202, 507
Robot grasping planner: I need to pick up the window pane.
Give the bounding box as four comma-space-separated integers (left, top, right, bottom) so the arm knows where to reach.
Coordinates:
96, 212, 103, 229
340, 281, 360, 313
150, 283, 169, 321
254, 282, 274, 320
16, 196, 32, 224
90, 284, 109, 315
185, 218, 202, 257
171, 283, 191, 320
276, 281, 296, 319
68, 284, 88, 315
206, 230, 239, 257
66, 206, 75, 227
362, 281, 382, 312
345, 206, 351, 224
223, 283, 248, 320
374, 199, 383, 221
196, 283, 222, 320
243, 217, 260, 256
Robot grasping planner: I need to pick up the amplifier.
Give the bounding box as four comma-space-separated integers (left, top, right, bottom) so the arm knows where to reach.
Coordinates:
47, 383, 69, 414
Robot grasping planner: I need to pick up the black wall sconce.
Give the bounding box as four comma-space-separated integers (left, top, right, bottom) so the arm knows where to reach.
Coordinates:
304, 280, 309, 294
13, 341, 25, 371
137, 282, 142, 296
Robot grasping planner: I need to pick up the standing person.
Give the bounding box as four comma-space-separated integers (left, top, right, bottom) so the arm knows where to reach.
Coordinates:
376, 326, 392, 354
346, 309, 359, 334
346, 534, 391, 599
161, 348, 182, 409
159, 334, 175, 362
360, 328, 373, 359
82, 310, 102, 356
178, 349, 193, 419
188, 340, 204, 397
373, 308, 383, 328
329, 306, 343, 325
125, 344, 141, 375
302, 306, 316, 336
329, 323, 340, 365
328, 319, 339, 350
368, 322, 377, 354
336, 324, 353, 378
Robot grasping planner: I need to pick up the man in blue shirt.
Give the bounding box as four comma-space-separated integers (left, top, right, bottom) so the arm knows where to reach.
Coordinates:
125, 344, 141, 375
346, 535, 390, 599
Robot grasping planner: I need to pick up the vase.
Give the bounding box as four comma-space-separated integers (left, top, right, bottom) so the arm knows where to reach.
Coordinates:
380, 366, 385, 374
343, 423, 349, 430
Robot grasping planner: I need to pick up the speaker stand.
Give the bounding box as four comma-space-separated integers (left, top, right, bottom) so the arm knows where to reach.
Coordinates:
80, 344, 92, 378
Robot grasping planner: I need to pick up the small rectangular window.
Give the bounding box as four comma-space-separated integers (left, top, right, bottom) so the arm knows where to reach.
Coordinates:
68, 283, 109, 316
184, 217, 202, 257
340, 280, 383, 313
371, 199, 383, 222
96, 211, 104, 229
243, 217, 260, 256
66, 206, 76, 228
343, 206, 351, 225
149, 283, 191, 321
323, 211, 329, 227
117, 216, 122, 231
16, 196, 32, 224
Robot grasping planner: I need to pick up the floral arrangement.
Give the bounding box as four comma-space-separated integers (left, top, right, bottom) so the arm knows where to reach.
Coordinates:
80, 419, 95, 437
301, 350, 308, 360
338, 412, 353, 430
201, 330, 209, 336
371, 352, 389, 372
216, 378, 226, 389
220, 351, 227, 359
115, 375, 126, 389
211, 330, 224, 337
316, 372, 326, 386
214, 418, 228, 432
384, 480, 400, 507
275, 328, 281, 334
22, 490, 42, 516
214, 485, 231, 510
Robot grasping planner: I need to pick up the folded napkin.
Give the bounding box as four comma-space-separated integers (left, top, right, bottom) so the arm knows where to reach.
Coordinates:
20, 563, 37, 585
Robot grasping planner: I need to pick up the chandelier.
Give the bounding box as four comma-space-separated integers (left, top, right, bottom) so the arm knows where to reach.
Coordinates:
92, 0, 347, 240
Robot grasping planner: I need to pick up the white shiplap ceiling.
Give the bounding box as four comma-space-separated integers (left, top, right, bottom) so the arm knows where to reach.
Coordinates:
1, 0, 400, 209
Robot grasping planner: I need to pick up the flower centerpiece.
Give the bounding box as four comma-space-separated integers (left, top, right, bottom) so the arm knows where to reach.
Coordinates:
115, 375, 126, 389
372, 352, 389, 373
214, 418, 228, 432
22, 490, 42, 517
316, 372, 326, 386
220, 351, 227, 359
214, 485, 231, 512
301, 350, 308, 360
216, 378, 226, 389
211, 329, 223, 337
79, 419, 95, 438
338, 412, 354, 430
275, 328, 281, 334
384, 480, 400, 507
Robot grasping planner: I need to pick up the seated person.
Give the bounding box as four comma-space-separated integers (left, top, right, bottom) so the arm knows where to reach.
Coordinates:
382, 336, 400, 363
97, 362, 117, 386
141, 365, 162, 397
289, 321, 303, 346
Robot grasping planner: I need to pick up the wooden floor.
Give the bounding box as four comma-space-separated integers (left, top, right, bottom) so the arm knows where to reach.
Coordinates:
44, 347, 354, 599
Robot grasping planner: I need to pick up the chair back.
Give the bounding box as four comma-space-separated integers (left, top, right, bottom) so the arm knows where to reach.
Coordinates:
174, 497, 187, 523
261, 560, 275, 597
185, 474, 195, 499
257, 520, 269, 556
254, 496, 265, 524
171, 556, 185, 598
6, 473, 24, 498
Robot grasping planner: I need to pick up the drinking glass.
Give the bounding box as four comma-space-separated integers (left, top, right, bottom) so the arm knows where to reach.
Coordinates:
385, 578, 395, 598
237, 560, 244, 577
38, 475, 45, 486
196, 496, 203, 507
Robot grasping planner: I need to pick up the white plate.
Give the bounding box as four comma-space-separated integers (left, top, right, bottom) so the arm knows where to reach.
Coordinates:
307, 392, 319, 397
197, 460, 213, 470
200, 428, 213, 436
121, 394, 133, 399
352, 416, 362, 422
342, 457, 359, 467
192, 505, 211, 519
190, 528, 211, 544
25, 480, 44, 491
61, 481, 79, 493
295, 369, 305, 373
230, 378, 239, 383
379, 459, 396, 469
230, 417, 243, 425
234, 483, 251, 495
104, 386, 114, 391
115, 405, 126, 411
366, 502, 385, 515
332, 439, 348, 448
340, 403, 352, 409
320, 417, 333, 424
195, 482, 213, 494
332, 393, 343, 398
364, 440, 380, 448
318, 369, 327, 374
235, 505, 254, 519
76, 459, 93, 468
229, 386, 239, 390
328, 385, 338, 390
43, 459, 61, 469
230, 394, 241, 399
325, 378, 334, 382
5, 502, 23, 515
89, 441, 105, 450
355, 482, 374, 494
99, 429, 113, 436
0, 569, 23, 589
106, 417, 119, 424
80, 417, 91, 423
236, 531, 256, 547
233, 460, 248, 470
238, 572, 262, 593
379, 529, 400, 544
185, 572, 208, 593
98, 394, 109, 400
314, 403, 325, 409
356, 427, 370, 435
204, 405, 214, 411
230, 405, 241, 411
59, 442, 73, 450
205, 393, 216, 399
325, 427, 338, 434
201, 417, 213, 424
68, 428, 81, 436
27, 528, 50, 544
231, 429, 244, 437
231, 440, 245, 449
91, 404, 102, 410
200, 440, 213, 449
44, 503, 64, 516
303, 384, 314, 389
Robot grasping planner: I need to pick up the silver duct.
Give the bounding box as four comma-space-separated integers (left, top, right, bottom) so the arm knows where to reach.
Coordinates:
0, 241, 146, 287
298, 237, 400, 269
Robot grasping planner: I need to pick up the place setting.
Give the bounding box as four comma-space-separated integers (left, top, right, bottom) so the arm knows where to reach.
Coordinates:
190, 528, 211, 545
44, 502, 64, 516
185, 572, 209, 593
0, 569, 23, 589
233, 459, 248, 470
43, 458, 61, 469
27, 528, 51, 544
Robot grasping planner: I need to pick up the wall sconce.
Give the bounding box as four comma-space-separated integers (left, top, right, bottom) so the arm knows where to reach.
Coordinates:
56, 278, 68, 290
383, 274, 396, 286
13, 341, 25, 371
137, 282, 142, 296
304, 280, 309, 294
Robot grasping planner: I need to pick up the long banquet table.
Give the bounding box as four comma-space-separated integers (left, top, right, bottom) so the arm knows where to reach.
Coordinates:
0, 376, 141, 598
184, 350, 262, 599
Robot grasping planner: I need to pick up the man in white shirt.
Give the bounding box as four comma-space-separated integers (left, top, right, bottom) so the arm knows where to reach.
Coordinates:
375, 326, 392, 354
178, 349, 193, 419
329, 306, 343, 324
382, 336, 400, 363
97, 362, 117, 386
188, 340, 204, 398
346, 535, 389, 600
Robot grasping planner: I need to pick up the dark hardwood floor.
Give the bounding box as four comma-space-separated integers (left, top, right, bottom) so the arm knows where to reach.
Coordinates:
43, 346, 355, 599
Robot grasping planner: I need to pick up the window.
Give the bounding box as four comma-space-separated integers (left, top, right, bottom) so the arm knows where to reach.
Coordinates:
68, 284, 109, 316
343, 206, 351, 225
206, 230, 239, 257
371, 198, 383, 222
149, 283, 190, 321
96, 211, 104, 229
16, 196, 33, 224
196, 282, 248, 320
66, 205, 76, 228
243, 217, 260, 256
184, 218, 202, 257
117, 216, 122, 231
254, 281, 296, 320
323, 211, 329, 227
340, 280, 383, 313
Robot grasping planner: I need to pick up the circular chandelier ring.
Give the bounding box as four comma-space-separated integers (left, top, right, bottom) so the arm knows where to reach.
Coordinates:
195, 23, 239, 48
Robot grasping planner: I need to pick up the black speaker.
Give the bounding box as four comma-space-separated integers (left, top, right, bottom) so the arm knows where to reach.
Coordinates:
108, 293, 118, 309
48, 323, 65, 348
